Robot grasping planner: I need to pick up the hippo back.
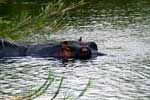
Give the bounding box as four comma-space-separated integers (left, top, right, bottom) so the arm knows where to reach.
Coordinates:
26, 44, 61, 58
0, 39, 27, 58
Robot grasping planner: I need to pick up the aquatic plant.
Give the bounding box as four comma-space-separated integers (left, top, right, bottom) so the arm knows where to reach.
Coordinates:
7, 71, 55, 100
6, 71, 91, 100
0, 0, 87, 41
0, 0, 6, 4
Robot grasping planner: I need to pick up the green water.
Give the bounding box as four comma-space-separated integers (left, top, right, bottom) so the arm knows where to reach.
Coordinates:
0, 0, 150, 100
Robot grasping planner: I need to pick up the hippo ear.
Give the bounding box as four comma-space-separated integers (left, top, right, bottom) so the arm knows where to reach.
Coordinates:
78, 37, 82, 42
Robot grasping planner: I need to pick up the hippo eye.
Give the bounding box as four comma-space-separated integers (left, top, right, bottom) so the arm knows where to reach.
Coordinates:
79, 47, 91, 60
81, 49, 88, 54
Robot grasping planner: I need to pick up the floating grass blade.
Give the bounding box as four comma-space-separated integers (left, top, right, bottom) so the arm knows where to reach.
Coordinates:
50, 77, 64, 100
76, 79, 92, 100
11, 71, 55, 100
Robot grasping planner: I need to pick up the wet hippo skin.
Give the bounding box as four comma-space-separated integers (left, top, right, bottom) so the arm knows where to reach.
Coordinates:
0, 39, 105, 60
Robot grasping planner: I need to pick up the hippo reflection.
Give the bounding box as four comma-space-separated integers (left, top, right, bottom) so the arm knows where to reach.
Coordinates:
0, 38, 105, 60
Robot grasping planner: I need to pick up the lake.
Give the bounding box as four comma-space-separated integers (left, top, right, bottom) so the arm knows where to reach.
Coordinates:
0, 0, 150, 100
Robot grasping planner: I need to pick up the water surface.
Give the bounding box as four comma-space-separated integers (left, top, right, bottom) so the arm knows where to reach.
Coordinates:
0, 0, 150, 100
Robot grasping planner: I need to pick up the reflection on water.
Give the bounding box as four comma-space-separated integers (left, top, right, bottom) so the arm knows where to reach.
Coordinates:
1, 0, 150, 100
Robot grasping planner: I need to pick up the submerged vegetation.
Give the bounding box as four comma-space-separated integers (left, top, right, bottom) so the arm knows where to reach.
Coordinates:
6, 72, 91, 100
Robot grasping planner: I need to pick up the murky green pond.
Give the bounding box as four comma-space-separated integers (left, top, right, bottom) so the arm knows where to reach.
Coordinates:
0, 0, 150, 100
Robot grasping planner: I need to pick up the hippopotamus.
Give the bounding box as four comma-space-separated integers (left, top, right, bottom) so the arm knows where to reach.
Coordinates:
0, 38, 105, 60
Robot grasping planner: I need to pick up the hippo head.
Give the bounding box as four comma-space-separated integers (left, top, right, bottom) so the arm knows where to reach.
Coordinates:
60, 39, 105, 60
86, 42, 106, 57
